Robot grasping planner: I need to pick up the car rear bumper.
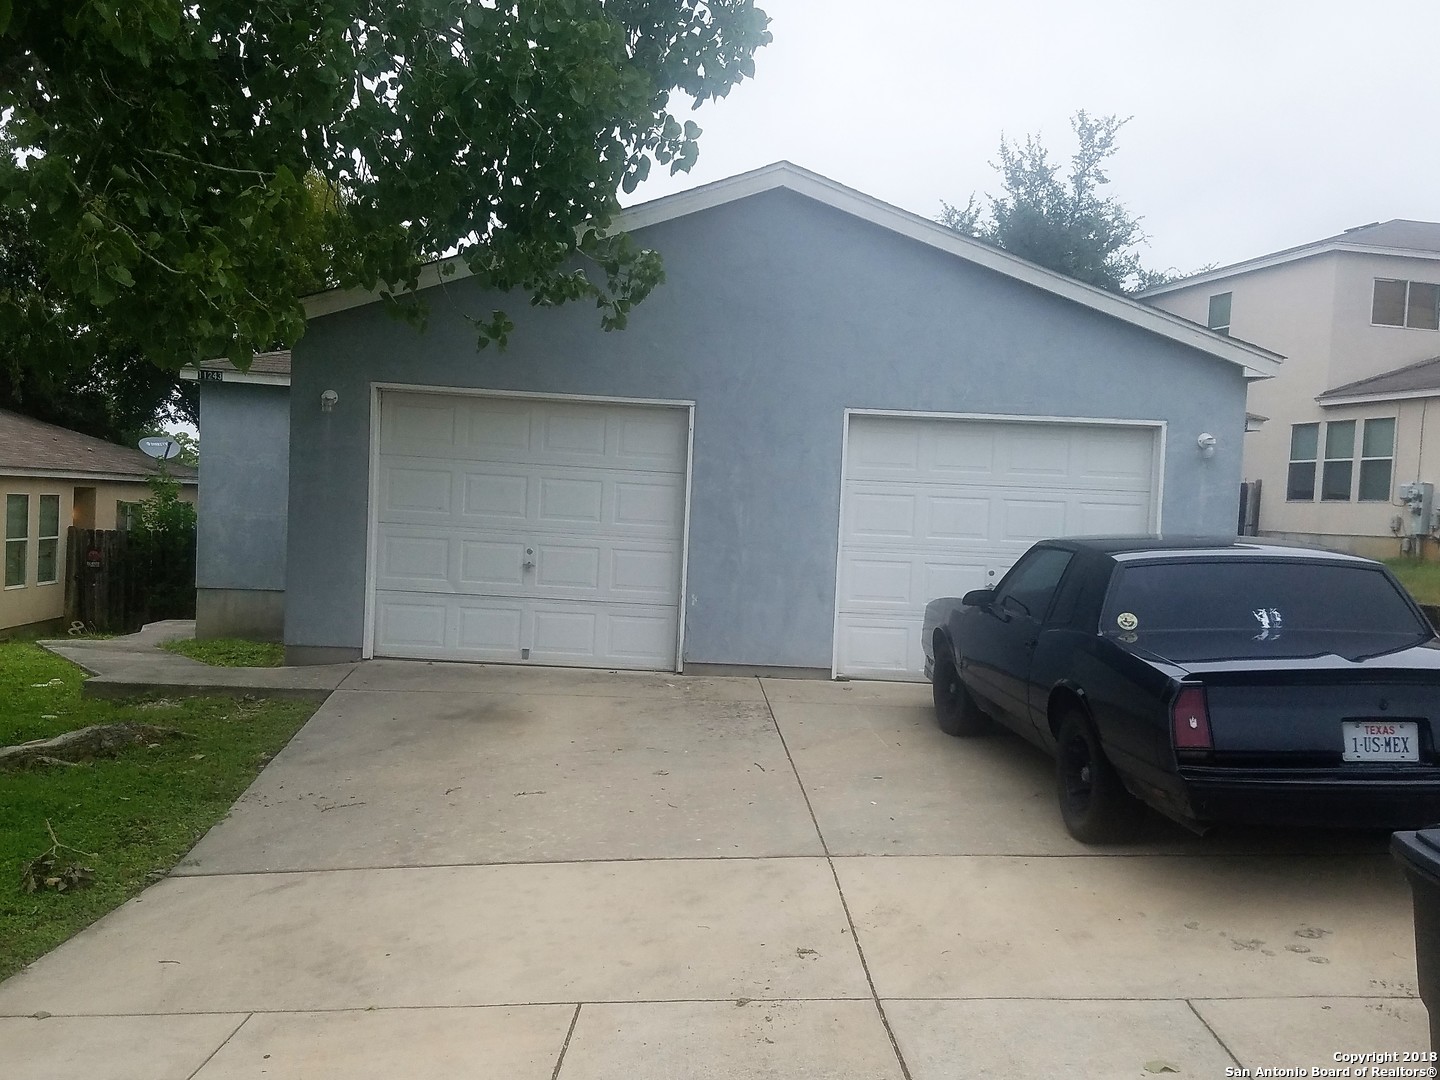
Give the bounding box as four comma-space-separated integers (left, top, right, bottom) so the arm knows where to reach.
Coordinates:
1177, 768, 1440, 829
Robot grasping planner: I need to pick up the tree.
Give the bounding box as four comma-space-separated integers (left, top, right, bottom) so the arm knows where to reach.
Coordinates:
941, 112, 1167, 295
1, 1, 773, 372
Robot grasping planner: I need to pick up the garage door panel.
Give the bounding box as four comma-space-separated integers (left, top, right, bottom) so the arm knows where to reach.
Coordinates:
538, 477, 604, 524
458, 539, 526, 588
380, 534, 452, 583
462, 403, 532, 453
928, 496, 990, 540
382, 467, 454, 517
456, 602, 524, 652
375, 599, 449, 649
998, 498, 1070, 544
462, 473, 530, 520
838, 416, 1157, 681
373, 391, 687, 669
846, 491, 918, 540
1076, 497, 1151, 535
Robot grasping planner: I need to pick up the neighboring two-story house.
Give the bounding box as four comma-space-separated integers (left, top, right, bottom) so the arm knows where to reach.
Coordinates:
1141, 220, 1440, 559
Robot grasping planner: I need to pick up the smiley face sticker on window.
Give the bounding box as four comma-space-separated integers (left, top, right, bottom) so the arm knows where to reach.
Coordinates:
1116, 612, 1139, 632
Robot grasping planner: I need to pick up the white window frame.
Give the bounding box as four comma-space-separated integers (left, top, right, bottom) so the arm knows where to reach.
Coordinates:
5, 493, 29, 590
1372, 278, 1440, 330
1207, 292, 1232, 336
1286, 423, 1319, 502
37, 494, 61, 586
1320, 419, 1357, 503
1358, 417, 1397, 503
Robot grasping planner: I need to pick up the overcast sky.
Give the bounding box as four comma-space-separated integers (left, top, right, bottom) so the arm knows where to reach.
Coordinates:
628, 0, 1440, 276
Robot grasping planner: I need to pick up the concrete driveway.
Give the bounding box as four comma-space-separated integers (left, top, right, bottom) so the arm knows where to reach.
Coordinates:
0, 663, 1427, 1078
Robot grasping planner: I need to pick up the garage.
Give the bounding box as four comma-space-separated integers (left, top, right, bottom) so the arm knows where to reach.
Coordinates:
833, 412, 1161, 680
367, 389, 691, 669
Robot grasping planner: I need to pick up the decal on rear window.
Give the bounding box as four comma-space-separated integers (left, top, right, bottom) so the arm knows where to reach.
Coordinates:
1116, 612, 1138, 631
1252, 607, 1283, 630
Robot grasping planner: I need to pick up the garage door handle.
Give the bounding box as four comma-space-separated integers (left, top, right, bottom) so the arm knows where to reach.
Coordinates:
523, 547, 535, 569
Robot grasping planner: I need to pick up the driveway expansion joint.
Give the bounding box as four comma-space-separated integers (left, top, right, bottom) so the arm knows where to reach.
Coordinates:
760, 679, 915, 1080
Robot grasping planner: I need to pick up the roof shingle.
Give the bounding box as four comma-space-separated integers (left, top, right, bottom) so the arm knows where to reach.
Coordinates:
1319, 354, 1440, 401
0, 409, 197, 480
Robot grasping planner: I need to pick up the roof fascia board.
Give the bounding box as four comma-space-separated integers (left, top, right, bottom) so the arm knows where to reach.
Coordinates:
1317, 387, 1440, 407
1140, 243, 1440, 298
180, 369, 291, 387
1, 468, 197, 484
301, 162, 1282, 377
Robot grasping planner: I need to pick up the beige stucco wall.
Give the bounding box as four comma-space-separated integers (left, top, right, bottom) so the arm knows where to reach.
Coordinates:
1149, 251, 1440, 543
1, 475, 197, 632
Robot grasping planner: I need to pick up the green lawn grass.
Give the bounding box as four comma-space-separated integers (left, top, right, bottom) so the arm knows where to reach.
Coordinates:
0, 643, 314, 981
161, 637, 285, 667
1385, 559, 1440, 606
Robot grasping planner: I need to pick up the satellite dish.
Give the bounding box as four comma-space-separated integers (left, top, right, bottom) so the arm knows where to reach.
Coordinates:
138, 436, 182, 460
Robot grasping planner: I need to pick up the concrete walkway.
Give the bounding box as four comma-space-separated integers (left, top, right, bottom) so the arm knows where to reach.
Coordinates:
37, 621, 355, 700
0, 654, 1428, 1078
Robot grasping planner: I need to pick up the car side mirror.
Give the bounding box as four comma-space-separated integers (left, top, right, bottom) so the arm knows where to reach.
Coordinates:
962, 588, 994, 608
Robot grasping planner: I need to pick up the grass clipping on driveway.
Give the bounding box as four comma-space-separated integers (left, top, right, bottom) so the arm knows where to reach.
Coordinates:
0, 642, 314, 982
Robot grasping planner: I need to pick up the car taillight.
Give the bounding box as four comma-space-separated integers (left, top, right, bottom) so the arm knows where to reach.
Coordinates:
1172, 685, 1212, 750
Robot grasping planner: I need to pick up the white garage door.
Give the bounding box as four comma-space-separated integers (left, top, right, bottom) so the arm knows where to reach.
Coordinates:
835, 415, 1159, 681
371, 391, 689, 670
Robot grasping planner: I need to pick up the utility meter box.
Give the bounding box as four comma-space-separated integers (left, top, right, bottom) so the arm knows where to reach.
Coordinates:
1398, 482, 1435, 535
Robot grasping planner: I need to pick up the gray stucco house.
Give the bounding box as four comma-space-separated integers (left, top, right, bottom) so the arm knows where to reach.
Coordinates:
277, 162, 1280, 679
180, 351, 291, 641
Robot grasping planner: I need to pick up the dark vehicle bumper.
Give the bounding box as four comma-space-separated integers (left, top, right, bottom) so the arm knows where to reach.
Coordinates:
1177, 768, 1440, 829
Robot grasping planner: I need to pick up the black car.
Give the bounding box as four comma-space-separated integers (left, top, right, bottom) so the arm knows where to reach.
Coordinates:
922, 536, 1440, 843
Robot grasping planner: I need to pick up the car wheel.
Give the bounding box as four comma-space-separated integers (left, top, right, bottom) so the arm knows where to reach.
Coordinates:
1055, 710, 1135, 843
932, 647, 990, 737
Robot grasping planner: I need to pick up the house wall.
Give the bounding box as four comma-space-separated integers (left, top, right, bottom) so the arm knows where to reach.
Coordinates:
0, 475, 189, 633
1148, 251, 1440, 548
287, 188, 1249, 668
196, 383, 289, 640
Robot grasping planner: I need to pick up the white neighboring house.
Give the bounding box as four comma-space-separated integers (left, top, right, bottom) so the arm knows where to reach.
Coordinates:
1141, 220, 1440, 558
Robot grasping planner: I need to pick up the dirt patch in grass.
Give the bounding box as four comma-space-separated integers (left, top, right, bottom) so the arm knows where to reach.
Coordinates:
0, 642, 314, 981
162, 637, 285, 668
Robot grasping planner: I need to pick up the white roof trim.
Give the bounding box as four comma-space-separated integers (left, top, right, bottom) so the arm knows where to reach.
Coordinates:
1, 468, 197, 485
1317, 387, 1440, 408
301, 161, 1283, 378
1138, 243, 1440, 299
180, 369, 291, 387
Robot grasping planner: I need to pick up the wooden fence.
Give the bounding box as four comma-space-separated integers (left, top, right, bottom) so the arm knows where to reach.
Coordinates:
65, 526, 196, 634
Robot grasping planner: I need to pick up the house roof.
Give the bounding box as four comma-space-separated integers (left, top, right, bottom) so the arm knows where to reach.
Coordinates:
1138, 218, 1440, 299
301, 161, 1283, 379
180, 350, 292, 387
1317, 354, 1440, 406
0, 409, 197, 483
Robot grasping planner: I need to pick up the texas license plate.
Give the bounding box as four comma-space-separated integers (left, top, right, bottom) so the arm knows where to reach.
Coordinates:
1342, 721, 1419, 762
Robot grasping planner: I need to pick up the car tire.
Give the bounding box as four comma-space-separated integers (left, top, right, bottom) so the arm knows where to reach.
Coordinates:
1055, 709, 1136, 843
932, 646, 990, 737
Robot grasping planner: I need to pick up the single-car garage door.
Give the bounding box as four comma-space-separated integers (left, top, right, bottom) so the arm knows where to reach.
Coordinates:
370, 390, 690, 669
834, 414, 1159, 681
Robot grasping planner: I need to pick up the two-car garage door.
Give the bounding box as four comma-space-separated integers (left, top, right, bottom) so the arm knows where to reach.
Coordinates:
371, 391, 688, 670
369, 392, 1159, 679
834, 415, 1159, 681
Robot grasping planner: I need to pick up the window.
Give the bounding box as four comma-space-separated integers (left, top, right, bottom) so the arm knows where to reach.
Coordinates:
5, 494, 27, 588
1207, 292, 1232, 335
994, 547, 1074, 621
1359, 417, 1396, 501
1101, 560, 1428, 661
37, 495, 60, 585
1373, 279, 1440, 330
1321, 420, 1356, 501
116, 500, 142, 531
1287, 423, 1318, 501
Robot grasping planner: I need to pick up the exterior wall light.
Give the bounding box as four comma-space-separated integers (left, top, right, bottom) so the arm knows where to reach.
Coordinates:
320, 390, 339, 413
1197, 432, 1217, 459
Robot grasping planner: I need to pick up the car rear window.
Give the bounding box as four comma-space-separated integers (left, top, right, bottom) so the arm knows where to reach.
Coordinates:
1102, 560, 1428, 641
